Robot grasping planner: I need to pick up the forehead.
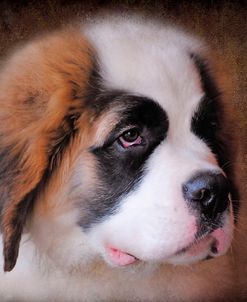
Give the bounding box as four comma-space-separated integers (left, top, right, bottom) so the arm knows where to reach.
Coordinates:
84, 18, 205, 120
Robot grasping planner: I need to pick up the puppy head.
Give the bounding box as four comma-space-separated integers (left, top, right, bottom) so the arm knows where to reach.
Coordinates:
76, 19, 238, 267
0, 18, 238, 272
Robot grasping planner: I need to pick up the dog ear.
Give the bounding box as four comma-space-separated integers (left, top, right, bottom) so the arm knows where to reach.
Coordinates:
0, 30, 94, 272
0, 89, 83, 272
0, 149, 46, 273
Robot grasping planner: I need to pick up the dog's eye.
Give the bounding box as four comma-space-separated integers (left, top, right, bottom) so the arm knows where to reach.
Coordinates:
118, 128, 143, 148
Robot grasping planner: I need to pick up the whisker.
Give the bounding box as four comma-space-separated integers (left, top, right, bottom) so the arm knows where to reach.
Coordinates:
221, 161, 233, 170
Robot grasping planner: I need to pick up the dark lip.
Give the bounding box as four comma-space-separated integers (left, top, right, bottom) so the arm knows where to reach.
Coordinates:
126, 252, 139, 260
107, 246, 141, 263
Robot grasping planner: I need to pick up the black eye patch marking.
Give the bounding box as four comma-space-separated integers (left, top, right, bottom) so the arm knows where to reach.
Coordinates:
190, 53, 239, 219
96, 95, 169, 148
79, 94, 168, 229
191, 53, 224, 160
190, 53, 222, 149
191, 97, 221, 153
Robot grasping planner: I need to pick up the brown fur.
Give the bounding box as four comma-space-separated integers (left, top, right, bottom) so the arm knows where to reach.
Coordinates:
0, 28, 95, 271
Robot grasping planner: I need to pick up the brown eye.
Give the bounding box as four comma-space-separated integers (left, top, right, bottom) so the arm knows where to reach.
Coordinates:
118, 128, 142, 148
122, 129, 140, 142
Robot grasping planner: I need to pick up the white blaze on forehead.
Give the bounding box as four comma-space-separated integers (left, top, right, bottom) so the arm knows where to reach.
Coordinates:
84, 17, 216, 162
84, 16, 205, 123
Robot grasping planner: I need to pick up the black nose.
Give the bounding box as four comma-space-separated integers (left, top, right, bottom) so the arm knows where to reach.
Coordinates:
183, 172, 230, 219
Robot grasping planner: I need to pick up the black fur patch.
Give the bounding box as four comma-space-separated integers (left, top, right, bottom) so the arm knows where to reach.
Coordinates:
79, 93, 169, 228
190, 53, 222, 151
191, 53, 239, 219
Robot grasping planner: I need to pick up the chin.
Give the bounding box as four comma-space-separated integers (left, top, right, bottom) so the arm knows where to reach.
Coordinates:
0, 14, 238, 302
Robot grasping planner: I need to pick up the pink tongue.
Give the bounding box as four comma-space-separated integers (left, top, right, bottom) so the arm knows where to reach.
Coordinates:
107, 246, 137, 266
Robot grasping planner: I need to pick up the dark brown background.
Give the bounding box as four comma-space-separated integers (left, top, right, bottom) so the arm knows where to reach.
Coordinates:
0, 0, 246, 299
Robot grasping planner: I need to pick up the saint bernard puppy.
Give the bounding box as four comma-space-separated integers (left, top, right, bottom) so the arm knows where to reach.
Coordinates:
0, 15, 238, 302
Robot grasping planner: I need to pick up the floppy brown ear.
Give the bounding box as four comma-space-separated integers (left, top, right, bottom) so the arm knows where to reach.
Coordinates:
0, 146, 48, 272
0, 29, 94, 272
0, 90, 84, 272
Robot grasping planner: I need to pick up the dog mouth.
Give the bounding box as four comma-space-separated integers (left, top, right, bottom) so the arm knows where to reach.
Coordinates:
175, 227, 228, 257
166, 227, 232, 265
175, 235, 216, 257
105, 227, 229, 267
105, 237, 214, 267
106, 246, 139, 266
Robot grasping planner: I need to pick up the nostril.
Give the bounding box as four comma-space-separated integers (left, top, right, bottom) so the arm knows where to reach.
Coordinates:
193, 188, 207, 201
191, 188, 212, 205
183, 171, 230, 218
183, 186, 214, 206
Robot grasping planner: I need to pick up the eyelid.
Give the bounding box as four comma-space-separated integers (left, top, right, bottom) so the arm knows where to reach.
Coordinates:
116, 125, 145, 149
119, 134, 142, 148
118, 125, 141, 137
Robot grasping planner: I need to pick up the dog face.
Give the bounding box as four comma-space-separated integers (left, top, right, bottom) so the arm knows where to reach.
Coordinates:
0, 17, 237, 272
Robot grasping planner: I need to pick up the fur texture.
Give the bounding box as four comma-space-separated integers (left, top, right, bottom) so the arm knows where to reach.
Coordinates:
0, 16, 238, 302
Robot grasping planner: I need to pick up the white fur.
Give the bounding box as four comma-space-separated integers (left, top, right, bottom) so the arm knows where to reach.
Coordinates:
84, 16, 233, 264
0, 16, 234, 301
